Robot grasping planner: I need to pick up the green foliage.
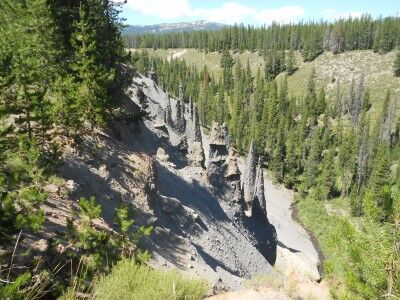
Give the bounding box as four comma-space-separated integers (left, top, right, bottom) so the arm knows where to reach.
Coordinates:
0, 1, 144, 299
70, 2, 115, 128
0, 273, 31, 300
0, 137, 47, 245
93, 259, 208, 300
124, 14, 400, 56
78, 196, 102, 220
394, 48, 400, 77
285, 48, 297, 75
297, 195, 398, 298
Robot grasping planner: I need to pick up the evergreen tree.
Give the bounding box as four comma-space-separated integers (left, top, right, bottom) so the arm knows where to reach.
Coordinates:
71, 2, 115, 128
304, 128, 322, 189
366, 144, 392, 222
316, 150, 336, 200
285, 48, 297, 75
220, 48, 234, 91
338, 131, 357, 197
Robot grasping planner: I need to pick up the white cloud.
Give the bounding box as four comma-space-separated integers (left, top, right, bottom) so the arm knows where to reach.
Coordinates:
125, 0, 193, 19
255, 6, 305, 24
124, 1, 305, 24
322, 9, 363, 20
194, 2, 256, 24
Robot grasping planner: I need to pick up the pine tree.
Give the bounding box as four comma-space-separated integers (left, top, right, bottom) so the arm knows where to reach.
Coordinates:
304, 128, 322, 189
367, 144, 392, 222
4, 0, 59, 143
305, 69, 318, 123
220, 48, 234, 91
286, 48, 297, 75
71, 2, 114, 128
316, 150, 335, 200
338, 131, 357, 197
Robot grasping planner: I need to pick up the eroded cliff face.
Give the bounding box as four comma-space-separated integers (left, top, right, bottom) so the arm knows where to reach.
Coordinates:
10, 73, 321, 295
124, 75, 276, 291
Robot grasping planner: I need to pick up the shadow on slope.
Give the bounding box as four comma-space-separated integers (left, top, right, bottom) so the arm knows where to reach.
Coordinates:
243, 213, 278, 266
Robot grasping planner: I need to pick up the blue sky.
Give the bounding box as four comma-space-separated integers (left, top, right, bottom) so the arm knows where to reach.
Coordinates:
119, 0, 399, 25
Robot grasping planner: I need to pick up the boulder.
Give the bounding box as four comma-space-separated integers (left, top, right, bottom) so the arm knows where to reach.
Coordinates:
32, 239, 49, 252
66, 180, 78, 193
44, 184, 59, 194
154, 122, 167, 131
156, 147, 169, 162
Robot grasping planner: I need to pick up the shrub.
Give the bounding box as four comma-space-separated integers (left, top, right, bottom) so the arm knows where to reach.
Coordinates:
93, 259, 208, 300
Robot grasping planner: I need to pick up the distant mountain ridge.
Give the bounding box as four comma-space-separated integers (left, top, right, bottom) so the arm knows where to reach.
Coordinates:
122, 20, 225, 35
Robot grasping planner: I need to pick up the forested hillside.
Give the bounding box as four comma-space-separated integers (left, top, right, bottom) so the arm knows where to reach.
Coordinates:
131, 29, 400, 296
0, 1, 159, 298
125, 15, 400, 58
137, 48, 398, 109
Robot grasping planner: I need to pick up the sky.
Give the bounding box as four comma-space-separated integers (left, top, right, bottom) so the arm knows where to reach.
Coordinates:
119, 0, 399, 26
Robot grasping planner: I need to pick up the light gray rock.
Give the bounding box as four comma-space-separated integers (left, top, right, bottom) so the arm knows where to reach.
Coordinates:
44, 184, 59, 194
243, 141, 257, 215
208, 122, 228, 166
164, 93, 173, 127
154, 122, 167, 131
156, 147, 170, 162
209, 122, 227, 146
192, 105, 202, 143
33, 239, 49, 252
66, 180, 78, 193
187, 141, 205, 167
224, 147, 240, 181
252, 157, 267, 218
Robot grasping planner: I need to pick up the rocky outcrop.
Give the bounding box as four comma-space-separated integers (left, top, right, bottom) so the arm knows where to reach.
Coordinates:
243, 141, 257, 215
174, 82, 186, 133
208, 122, 228, 166
252, 157, 267, 218
192, 105, 202, 143
224, 147, 240, 181
187, 141, 205, 167
164, 93, 173, 127
224, 147, 242, 203
187, 105, 205, 168
156, 147, 169, 162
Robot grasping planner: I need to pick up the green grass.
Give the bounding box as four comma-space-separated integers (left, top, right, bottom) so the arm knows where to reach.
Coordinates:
143, 49, 399, 118
93, 260, 209, 300
296, 196, 392, 299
